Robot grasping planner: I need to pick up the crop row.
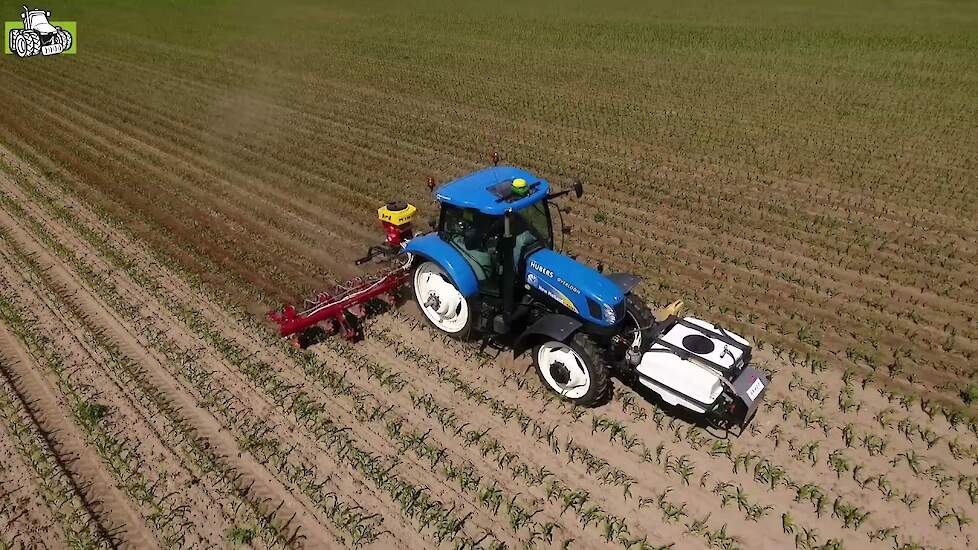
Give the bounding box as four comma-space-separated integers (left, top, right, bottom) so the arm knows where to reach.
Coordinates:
0, 336, 107, 550
417, 314, 962, 548
0, 222, 304, 548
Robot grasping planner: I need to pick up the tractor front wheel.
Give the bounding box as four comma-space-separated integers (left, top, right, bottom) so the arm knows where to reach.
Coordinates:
624, 294, 656, 351
56, 29, 71, 51
23, 31, 40, 57
534, 333, 609, 406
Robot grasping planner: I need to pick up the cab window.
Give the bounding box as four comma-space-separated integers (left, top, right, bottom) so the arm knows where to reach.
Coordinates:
511, 201, 552, 266
440, 206, 501, 285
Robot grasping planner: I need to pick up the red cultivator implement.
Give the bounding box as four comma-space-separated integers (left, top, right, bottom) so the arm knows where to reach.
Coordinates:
267, 261, 411, 345
267, 202, 417, 346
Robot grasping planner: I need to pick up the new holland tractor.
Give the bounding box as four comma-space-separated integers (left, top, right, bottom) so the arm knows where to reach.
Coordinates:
9, 6, 72, 58
269, 165, 769, 428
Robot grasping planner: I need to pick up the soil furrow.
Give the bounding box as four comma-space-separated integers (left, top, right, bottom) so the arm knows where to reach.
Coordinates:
0, 322, 158, 550
0, 202, 333, 549
0, 385, 66, 549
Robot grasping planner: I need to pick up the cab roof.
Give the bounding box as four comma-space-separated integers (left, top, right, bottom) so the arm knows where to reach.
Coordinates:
434, 166, 550, 216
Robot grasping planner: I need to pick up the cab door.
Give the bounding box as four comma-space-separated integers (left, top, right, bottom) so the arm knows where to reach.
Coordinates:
438, 206, 505, 296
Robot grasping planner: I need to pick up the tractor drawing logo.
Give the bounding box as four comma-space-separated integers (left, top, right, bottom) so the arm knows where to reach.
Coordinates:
6, 6, 73, 57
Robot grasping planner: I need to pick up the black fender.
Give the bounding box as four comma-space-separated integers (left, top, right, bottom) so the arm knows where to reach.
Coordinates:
513, 314, 582, 357
606, 272, 642, 294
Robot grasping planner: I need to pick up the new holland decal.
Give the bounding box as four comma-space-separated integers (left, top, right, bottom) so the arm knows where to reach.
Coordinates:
527, 268, 579, 314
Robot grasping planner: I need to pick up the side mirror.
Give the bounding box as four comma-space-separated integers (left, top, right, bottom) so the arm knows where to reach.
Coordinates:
573, 180, 584, 198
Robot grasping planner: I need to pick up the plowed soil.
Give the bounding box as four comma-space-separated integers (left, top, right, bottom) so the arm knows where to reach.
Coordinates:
1, 1, 976, 549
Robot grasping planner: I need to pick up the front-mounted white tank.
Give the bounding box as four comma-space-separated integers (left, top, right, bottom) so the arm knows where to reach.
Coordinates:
636, 317, 767, 424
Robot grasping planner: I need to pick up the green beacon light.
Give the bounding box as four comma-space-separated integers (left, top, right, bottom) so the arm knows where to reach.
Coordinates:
512, 178, 529, 197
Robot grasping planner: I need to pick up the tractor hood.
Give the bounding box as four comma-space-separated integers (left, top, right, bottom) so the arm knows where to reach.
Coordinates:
26, 12, 56, 34
524, 249, 625, 327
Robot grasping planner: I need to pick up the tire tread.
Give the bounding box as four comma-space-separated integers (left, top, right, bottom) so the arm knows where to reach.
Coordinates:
572, 332, 610, 406
534, 332, 610, 407
25, 31, 40, 56
625, 294, 656, 352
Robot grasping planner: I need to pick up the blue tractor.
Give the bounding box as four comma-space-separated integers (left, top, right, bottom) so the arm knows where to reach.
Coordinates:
396, 165, 769, 427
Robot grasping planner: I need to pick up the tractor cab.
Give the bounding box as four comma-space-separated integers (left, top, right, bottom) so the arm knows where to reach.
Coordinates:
405, 166, 627, 342
23, 9, 55, 33
434, 167, 553, 297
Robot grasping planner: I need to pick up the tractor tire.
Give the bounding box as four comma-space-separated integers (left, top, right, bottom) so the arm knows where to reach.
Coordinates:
12, 32, 28, 58
24, 31, 40, 57
8, 29, 18, 55
624, 294, 656, 352
412, 261, 474, 340
56, 29, 71, 52
533, 332, 610, 407
607, 294, 656, 369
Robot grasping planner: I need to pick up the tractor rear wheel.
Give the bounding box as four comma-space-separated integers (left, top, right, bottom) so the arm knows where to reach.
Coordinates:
534, 333, 609, 407
12, 33, 28, 57
412, 261, 474, 340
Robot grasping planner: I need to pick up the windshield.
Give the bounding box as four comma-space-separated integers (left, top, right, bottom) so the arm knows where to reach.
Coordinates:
28, 13, 50, 27
512, 201, 552, 266
514, 201, 552, 247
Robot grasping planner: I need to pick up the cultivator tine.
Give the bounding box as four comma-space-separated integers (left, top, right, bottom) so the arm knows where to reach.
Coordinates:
336, 315, 357, 340
346, 304, 367, 320
303, 293, 323, 308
